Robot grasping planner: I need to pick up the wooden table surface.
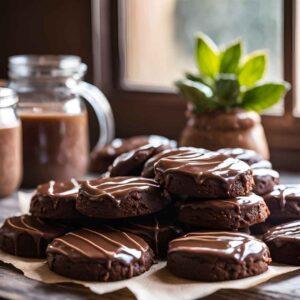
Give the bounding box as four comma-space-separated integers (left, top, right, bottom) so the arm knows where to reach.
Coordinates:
1, 172, 300, 300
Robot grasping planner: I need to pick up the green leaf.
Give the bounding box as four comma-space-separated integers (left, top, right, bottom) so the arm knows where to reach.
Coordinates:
215, 74, 240, 106
220, 41, 242, 74
195, 33, 220, 77
238, 51, 267, 87
175, 79, 217, 113
185, 72, 214, 87
241, 82, 290, 112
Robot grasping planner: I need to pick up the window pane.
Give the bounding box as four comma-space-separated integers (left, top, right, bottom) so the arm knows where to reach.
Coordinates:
123, 0, 283, 90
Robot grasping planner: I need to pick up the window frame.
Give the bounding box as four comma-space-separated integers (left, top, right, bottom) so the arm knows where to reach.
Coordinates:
92, 0, 300, 171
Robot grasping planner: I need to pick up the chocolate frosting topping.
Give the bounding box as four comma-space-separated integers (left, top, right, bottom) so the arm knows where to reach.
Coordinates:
265, 184, 300, 209
253, 168, 279, 180
169, 232, 268, 262
0, 215, 68, 257
33, 179, 81, 207
251, 160, 272, 170
263, 220, 300, 244
218, 148, 262, 165
109, 138, 175, 177
119, 214, 184, 257
47, 227, 149, 266
80, 177, 160, 201
155, 149, 251, 183
142, 147, 207, 178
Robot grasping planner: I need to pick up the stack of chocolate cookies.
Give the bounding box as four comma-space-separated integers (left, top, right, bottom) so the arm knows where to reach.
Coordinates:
152, 148, 270, 233
0, 136, 277, 282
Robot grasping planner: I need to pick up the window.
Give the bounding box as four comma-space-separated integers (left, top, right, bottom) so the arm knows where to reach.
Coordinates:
123, 0, 283, 89
93, 0, 299, 170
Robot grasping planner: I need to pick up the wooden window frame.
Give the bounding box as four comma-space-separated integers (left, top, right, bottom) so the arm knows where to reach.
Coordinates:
92, 0, 299, 171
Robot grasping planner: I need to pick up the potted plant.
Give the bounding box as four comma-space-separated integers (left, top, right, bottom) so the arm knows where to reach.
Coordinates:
176, 33, 290, 159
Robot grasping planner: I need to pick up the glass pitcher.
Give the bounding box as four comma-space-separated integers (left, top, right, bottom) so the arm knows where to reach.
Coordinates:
0, 88, 22, 197
8, 55, 114, 187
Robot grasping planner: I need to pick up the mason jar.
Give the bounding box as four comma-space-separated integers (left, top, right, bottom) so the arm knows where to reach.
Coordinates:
9, 55, 114, 187
0, 88, 22, 197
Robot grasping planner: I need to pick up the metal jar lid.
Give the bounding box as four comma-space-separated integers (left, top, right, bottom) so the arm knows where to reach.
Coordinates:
8, 55, 87, 80
0, 88, 18, 107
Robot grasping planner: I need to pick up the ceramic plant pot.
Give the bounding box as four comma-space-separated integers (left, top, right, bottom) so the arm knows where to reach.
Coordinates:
179, 108, 270, 159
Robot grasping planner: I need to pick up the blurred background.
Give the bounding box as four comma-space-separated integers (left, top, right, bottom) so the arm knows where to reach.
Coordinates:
0, 0, 299, 170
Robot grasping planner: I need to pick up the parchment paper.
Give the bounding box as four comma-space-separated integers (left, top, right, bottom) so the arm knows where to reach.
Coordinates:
0, 192, 297, 300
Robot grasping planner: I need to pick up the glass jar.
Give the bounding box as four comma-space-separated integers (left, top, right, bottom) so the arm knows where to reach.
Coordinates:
9, 55, 114, 187
0, 88, 22, 197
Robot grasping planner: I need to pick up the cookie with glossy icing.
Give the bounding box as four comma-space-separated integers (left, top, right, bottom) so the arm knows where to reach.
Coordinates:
218, 148, 263, 165
118, 212, 184, 258
263, 184, 300, 220
141, 147, 207, 178
155, 149, 253, 198
263, 220, 300, 265
109, 140, 175, 177
30, 179, 82, 219
167, 232, 271, 281
90, 135, 176, 173
0, 215, 69, 258
47, 227, 154, 281
178, 193, 269, 230
76, 177, 172, 218
250, 218, 290, 235
252, 168, 280, 196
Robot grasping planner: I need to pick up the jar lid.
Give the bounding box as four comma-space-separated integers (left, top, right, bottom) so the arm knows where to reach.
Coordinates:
0, 88, 18, 107
8, 55, 87, 80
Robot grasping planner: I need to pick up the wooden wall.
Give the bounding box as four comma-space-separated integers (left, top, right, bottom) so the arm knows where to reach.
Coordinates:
0, 0, 93, 81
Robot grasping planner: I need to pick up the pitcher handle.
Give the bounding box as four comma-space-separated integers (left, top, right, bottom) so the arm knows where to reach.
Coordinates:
78, 81, 115, 148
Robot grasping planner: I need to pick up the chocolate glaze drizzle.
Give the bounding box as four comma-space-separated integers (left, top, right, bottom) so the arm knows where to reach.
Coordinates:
155, 150, 251, 184
47, 227, 149, 268
265, 184, 300, 210
253, 168, 279, 180
80, 177, 161, 202
251, 160, 272, 170
263, 220, 300, 245
0, 215, 67, 257
33, 179, 81, 209
119, 214, 184, 256
218, 148, 262, 165
169, 232, 268, 262
142, 147, 207, 178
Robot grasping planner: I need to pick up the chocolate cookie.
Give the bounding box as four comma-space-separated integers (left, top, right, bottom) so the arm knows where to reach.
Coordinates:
263, 185, 300, 220
90, 135, 176, 173
252, 168, 280, 196
251, 160, 272, 170
109, 141, 175, 177
250, 219, 281, 235
178, 193, 269, 230
47, 227, 154, 281
141, 147, 207, 178
77, 177, 172, 218
0, 215, 68, 258
263, 220, 300, 265
155, 149, 253, 198
167, 232, 271, 281
218, 148, 262, 165
118, 213, 184, 258
30, 179, 82, 219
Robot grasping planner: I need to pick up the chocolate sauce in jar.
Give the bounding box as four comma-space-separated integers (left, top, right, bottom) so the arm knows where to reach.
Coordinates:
0, 88, 22, 197
20, 112, 88, 187
0, 126, 22, 197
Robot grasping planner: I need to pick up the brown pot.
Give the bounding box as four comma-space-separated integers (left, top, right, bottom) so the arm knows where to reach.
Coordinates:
179, 108, 270, 159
